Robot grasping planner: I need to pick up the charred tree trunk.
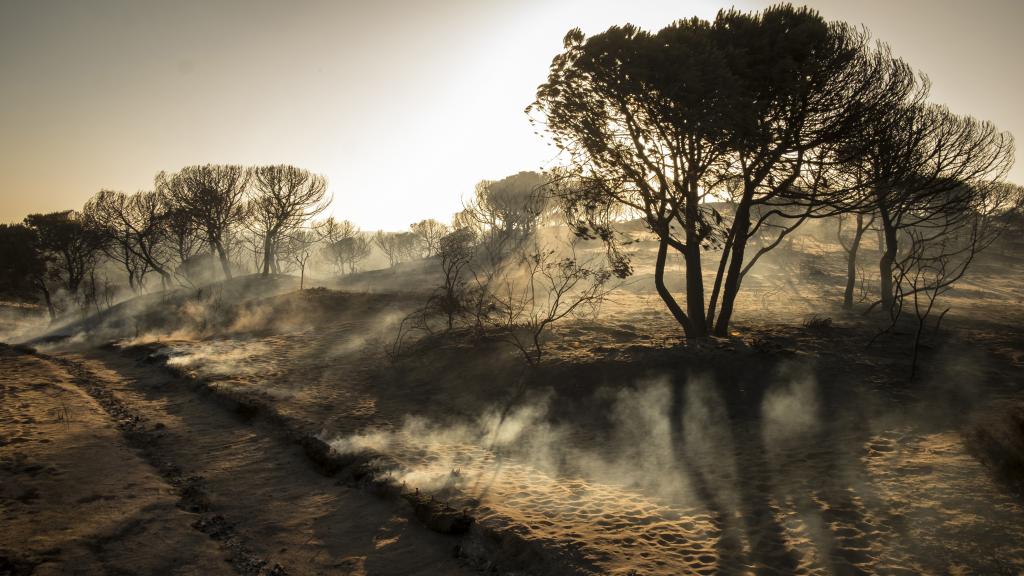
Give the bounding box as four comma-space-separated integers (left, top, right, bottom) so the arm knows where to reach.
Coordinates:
213, 239, 232, 280
705, 224, 736, 329
261, 235, 274, 276
843, 213, 868, 309
36, 279, 56, 321
654, 236, 694, 338
713, 197, 752, 337
877, 205, 898, 314
122, 242, 138, 294
684, 178, 708, 337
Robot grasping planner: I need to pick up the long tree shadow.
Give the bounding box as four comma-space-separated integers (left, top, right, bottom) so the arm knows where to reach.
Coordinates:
664, 356, 914, 575
668, 368, 805, 575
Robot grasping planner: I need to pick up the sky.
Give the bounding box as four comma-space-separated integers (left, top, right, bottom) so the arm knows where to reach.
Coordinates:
1, 0, 1022, 230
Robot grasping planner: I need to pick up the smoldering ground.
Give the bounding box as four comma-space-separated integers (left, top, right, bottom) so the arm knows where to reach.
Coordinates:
4, 246, 1024, 575
324, 364, 829, 506
316, 345, 1024, 575
1, 192, 1021, 576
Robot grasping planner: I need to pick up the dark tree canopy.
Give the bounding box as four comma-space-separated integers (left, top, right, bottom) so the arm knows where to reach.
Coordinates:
0, 224, 48, 304
82, 189, 175, 290
23, 211, 106, 296
456, 171, 549, 264
157, 164, 250, 279
249, 165, 329, 275
532, 4, 919, 337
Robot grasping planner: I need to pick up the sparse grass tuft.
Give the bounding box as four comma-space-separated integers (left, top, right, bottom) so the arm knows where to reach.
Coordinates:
802, 315, 832, 330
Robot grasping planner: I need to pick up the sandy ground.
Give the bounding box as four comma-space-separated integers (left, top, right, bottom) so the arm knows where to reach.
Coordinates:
0, 345, 470, 576
3, 235, 1024, 575
98, 292, 1024, 575
0, 346, 234, 575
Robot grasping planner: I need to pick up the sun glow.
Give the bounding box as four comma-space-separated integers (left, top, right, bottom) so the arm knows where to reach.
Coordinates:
0, 0, 1020, 230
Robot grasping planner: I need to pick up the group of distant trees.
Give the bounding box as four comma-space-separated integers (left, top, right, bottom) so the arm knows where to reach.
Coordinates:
530, 4, 1022, 340
0, 159, 518, 321
0, 212, 107, 319
394, 170, 615, 366
0, 164, 336, 318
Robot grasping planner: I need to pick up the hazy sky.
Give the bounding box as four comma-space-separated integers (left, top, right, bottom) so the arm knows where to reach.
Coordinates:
1, 0, 1021, 230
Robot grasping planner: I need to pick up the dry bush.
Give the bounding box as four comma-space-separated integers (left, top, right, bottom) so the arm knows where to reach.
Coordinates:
965, 401, 1024, 494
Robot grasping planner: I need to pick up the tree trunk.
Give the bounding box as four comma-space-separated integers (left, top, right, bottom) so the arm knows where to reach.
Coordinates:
261, 235, 273, 275
38, 280, 56, 321
684, 178, 708, 337
706, 225, 737, 329
123, 242, 137, 293
654, 236, 694, 338
843, 213, 867, 309
877, 206, 898, 313
214, 240, 232, 279
713, 198, 752, 337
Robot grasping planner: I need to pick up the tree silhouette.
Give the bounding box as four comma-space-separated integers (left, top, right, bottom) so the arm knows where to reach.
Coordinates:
23, 211, 106, 298
373, 231, 420, 267
158, 164, 249, 280
82, 190, 148, 292
410, 219, 450, 257
330, 236, 372, 274
0, 224, 53, 318
533, 5, 915, 338
280, 229, 318, 290
436, 227, 476, 329
82, 189, 176, 290
249, 165, 329, 275
855, 104, 1015, 314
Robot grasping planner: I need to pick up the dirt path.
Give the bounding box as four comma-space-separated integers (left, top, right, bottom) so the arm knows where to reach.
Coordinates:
1, 346, 471, 576
0, 346, 234, 575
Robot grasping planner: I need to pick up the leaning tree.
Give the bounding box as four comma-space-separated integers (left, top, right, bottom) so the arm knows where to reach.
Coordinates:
855, 103, 1015, 314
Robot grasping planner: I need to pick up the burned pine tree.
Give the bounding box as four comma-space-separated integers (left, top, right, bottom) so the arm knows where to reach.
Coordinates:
454, 172, 549, 266
373, 230, 420, 268
278, 229, 318, 290
410, 219, 450, 258
81, 190, 149, 292
22, 211, 106, 297
82, 189, 177, 290
157, 164, 250, 280
532, 5, 913, 338
851, 103, 1015, 316
0, 223, 55, 319
249, 165, 329, 276
315, 218, 371, 274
